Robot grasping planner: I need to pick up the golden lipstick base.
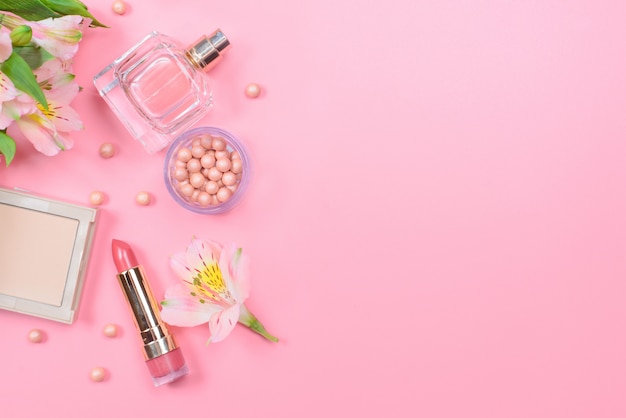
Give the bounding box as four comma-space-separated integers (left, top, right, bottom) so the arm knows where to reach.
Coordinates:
116, 265, 188, 386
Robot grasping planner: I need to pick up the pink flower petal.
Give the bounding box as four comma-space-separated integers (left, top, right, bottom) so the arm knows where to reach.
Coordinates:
47, 101, 83, 132
208, 303, 241, 343
0, 73, 19, 102
0, 32, 12, 62
186, 238, 223, 269
15, 113, 73, 156
45, 80, 80, 105
170, 251, 193, 281
31, 16, 83, 61
219, 243, 251, 301
161, 284, 222, 327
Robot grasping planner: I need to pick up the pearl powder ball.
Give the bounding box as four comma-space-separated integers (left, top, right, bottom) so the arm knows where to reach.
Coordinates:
103, 324, 118, 338
200, 135, 213, 148
90, 191, 105, 205
208, 167, 222, 181
216, 158, 232, 172
90, 367, 106, 382
216, 187, 232, 202
174, 167, 188, 181
99, 143, 115, 158
245, 83, 262, 98
112, 0, 126, 15
28, 329, 44, 343
231, 159, 243, 174
211, 137, 226, 151
205, 181, 219, 194
200, 153, 216, 169
177, 147, 192, 162
187, 158, 202, 173
222, 171, 237, 186
189, 172, 206, 188
135, 191, 151, 206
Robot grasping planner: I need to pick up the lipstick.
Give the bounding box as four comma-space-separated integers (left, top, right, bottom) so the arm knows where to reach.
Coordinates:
111, 239, 188, 386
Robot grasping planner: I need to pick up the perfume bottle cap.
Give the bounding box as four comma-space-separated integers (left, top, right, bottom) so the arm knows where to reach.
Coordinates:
186, 29, 230, 71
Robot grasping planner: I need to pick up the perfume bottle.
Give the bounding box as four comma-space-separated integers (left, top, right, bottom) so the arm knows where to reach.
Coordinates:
93, 30, 230, 153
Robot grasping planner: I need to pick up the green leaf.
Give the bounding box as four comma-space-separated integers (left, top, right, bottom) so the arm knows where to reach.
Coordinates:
1, 52, 48, 110
40, 0, 108, 27
0, 0, 59, 22
0, 132, 16, 167
14, 44, 53, 70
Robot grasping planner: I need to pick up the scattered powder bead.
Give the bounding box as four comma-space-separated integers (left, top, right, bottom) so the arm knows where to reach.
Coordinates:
170, 134, 245, 207
28, 329, 44, 343
135, 191, 151, 206
90, 367, 106, 382
99, 143, 115, 158
112, 0, 126, 15
90, 191, 105, 205
103, 324, 118, 338
245, 83, 261, 98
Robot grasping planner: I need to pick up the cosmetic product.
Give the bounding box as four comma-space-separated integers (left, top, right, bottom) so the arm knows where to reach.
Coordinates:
98, 142, 115, 158
93, 30, 230, 154
0, 188, 98, 324
103, 323, 119, 338
111, 239, 188, 386
90, 367, 106, 382
245, 82, 261, 98
164, 126, 251, 214
28, 329, 44, 343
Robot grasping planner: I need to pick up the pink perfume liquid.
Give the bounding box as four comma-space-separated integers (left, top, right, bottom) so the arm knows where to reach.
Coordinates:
126, 54, 198, 128
93, 31, 229, 153
130, 57, 192, 117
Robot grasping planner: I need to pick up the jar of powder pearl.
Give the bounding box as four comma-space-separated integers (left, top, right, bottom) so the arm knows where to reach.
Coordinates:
164, 126, 250, 214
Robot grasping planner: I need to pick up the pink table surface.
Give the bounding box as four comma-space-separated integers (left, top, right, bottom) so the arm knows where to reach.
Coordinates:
2, 1, 626, 417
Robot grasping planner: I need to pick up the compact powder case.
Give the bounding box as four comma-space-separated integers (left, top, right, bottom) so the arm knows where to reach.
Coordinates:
0, 188, 98, 324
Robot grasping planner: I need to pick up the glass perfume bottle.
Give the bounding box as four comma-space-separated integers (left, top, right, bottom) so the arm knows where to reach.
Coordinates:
93, 30, 230, 153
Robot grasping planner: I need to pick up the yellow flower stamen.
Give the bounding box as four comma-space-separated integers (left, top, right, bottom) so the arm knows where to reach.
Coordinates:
191, 262, 233, 305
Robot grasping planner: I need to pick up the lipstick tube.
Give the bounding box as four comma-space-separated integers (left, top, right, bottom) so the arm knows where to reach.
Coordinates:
112, 239, 188, 386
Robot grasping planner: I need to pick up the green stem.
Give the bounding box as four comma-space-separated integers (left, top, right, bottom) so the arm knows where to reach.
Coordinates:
238, 304, 279, 343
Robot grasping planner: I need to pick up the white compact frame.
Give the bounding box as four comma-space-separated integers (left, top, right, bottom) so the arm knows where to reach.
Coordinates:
0, 188, 98, 324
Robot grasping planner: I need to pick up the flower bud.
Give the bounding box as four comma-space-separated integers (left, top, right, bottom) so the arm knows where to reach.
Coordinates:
10, 25, 32, 47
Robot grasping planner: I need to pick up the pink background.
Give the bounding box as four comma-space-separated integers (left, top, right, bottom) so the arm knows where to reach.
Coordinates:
2, 0, 626, 416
